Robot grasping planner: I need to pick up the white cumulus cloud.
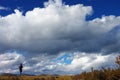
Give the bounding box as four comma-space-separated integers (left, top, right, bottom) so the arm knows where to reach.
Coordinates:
0, 0, 120, 54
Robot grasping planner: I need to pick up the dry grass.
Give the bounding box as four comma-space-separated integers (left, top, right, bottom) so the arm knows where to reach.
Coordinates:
0, 68, 119, 80
0, 75, 72, 80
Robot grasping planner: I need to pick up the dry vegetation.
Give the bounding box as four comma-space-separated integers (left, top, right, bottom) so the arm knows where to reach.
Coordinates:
0, 75, 73, 80
0, 55, 120, 80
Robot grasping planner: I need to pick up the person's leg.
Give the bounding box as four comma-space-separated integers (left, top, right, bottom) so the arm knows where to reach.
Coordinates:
20, 71, 21, 76
19, 69, 22, 76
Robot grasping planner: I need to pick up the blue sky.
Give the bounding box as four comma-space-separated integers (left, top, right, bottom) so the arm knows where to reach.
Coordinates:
0, 0, 120, 75
0, 0, 120, 19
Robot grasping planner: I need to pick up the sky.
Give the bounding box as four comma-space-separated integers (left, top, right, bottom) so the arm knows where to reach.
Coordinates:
0, 0, 120, 75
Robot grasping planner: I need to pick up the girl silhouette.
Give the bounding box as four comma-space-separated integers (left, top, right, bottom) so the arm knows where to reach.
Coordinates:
19, 63, 23, 76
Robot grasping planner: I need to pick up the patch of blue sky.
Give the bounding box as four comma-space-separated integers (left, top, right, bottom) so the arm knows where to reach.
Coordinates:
53, 53, 74, 64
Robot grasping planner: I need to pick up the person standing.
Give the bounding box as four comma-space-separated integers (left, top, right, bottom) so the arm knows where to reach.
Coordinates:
19, 63, 23, 76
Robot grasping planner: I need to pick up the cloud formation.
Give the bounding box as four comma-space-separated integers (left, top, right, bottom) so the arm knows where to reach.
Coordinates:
0, 6, 8, 10
0, 0, 120, 54
0, 52, 119, 74
0, 52, 25, 73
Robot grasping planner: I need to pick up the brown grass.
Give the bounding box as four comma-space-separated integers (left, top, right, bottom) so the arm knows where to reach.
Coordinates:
0, 75, 73, 80
0, 68, 119, 80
